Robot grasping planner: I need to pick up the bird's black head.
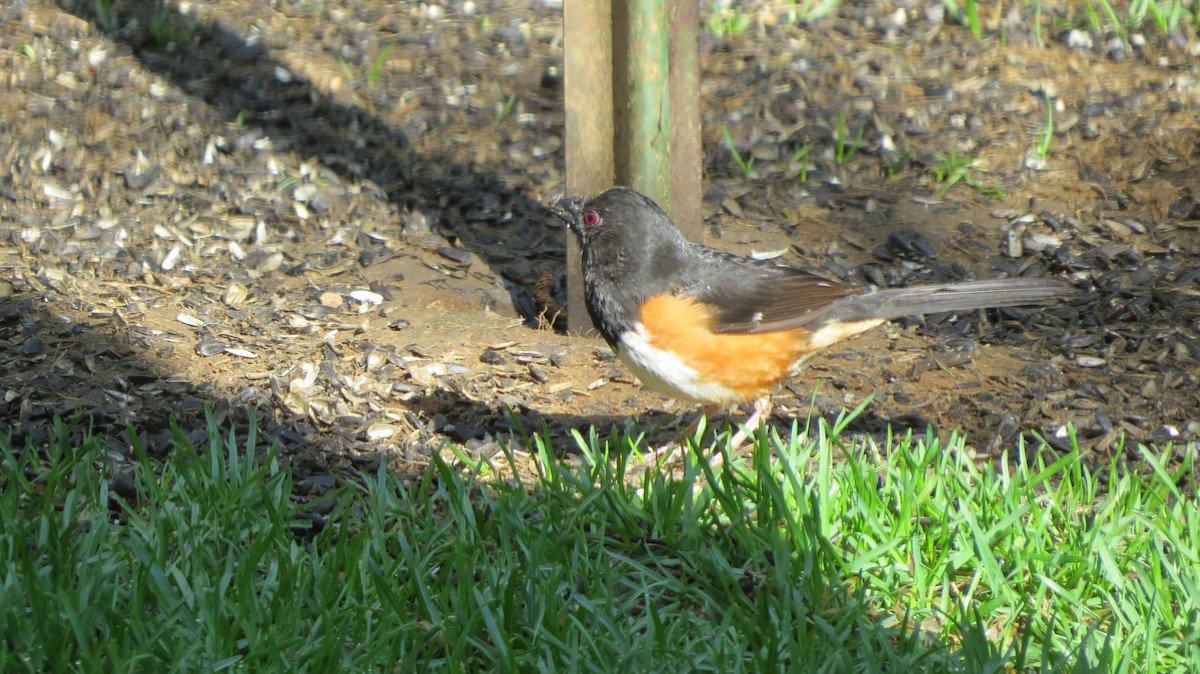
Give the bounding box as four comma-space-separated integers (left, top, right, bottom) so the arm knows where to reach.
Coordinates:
553, 187, 686, 253
551, 187, 692, 345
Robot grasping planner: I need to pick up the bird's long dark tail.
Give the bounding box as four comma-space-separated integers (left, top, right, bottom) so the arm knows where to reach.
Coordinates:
825, 277, 1073, 323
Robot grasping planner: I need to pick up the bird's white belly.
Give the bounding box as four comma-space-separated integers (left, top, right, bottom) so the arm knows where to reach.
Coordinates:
615, 324, 739, 405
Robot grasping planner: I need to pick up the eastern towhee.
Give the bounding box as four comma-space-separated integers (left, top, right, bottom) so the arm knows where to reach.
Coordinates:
554, 187, 1073, 449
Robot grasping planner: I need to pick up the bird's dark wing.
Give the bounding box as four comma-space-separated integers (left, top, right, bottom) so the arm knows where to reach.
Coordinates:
676, 244, 864, 334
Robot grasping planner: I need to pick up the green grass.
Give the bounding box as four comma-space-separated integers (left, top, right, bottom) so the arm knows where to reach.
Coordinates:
93, 0, 117, 33
790, 145, 811, 182
887, 148, 914, 178
786, 0, 842, 25
1072, 0, 1198, 38
945, 0, 982, 39
333, 43, 395, 91
2, 410, 1198, 672
367, 43, 394, 89
1036, 91, 1056, 160
1135, 0, 1191, 33
721, 125, 756, 179
1088, 0, 1128, 38
148, 10, 194, 49
934, 148, 1005, 199
705, 1, 752, 38
705, 0, 843, 34
951, 1, 1198, 42
710, 0, 1200, 44
1034, 2, 1045, 47
834, 110, 865, 166
496, 94, 517, 123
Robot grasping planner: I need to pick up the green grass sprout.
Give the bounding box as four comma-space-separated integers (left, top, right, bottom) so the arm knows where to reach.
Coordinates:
790, 145, 811, 182
887, 147, 913, 177
945, 0, 982, 39
149, 11, 193, 49
935, 148, 1004, 199
94, 0, 118, 32
705, 1, 751, 37
835, 110, 865, 165
722, 125, 756, 178
496, 94, 517, 122
1036, 91, 1056, 160
786, 0, 841, 25
367, 43, 394, 89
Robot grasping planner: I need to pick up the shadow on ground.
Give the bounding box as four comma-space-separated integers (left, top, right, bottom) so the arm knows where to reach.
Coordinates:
56, 0, 568, 323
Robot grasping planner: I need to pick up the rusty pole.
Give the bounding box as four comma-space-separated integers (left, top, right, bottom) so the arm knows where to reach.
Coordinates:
563, 0, 614, 334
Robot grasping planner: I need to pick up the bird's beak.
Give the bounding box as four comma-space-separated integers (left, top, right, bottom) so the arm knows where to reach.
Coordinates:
549, 196, 581, 231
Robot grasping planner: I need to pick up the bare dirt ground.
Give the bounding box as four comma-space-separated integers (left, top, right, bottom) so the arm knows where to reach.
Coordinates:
2, 0, 1199, 494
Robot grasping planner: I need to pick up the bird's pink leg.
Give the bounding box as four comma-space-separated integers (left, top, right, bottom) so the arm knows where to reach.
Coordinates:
654, 398, 772, 469
680, 404, 721, 441
727, 397, 773, 451
651, 405, 720, 465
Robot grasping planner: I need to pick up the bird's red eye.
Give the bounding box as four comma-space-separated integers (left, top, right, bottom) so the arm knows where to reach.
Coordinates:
583, 210, 600, 227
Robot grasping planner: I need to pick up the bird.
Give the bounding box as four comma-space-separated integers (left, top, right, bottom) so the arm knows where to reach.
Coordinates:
553, 187, 1073, 453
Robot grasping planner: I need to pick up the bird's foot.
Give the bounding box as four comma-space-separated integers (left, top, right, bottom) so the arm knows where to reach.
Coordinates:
727, 397, 772, 451
650, 398, 773, 470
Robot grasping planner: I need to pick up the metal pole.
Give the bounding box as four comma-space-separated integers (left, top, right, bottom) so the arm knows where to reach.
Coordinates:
668, 0, 702, 236
613, 0, 671, 208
